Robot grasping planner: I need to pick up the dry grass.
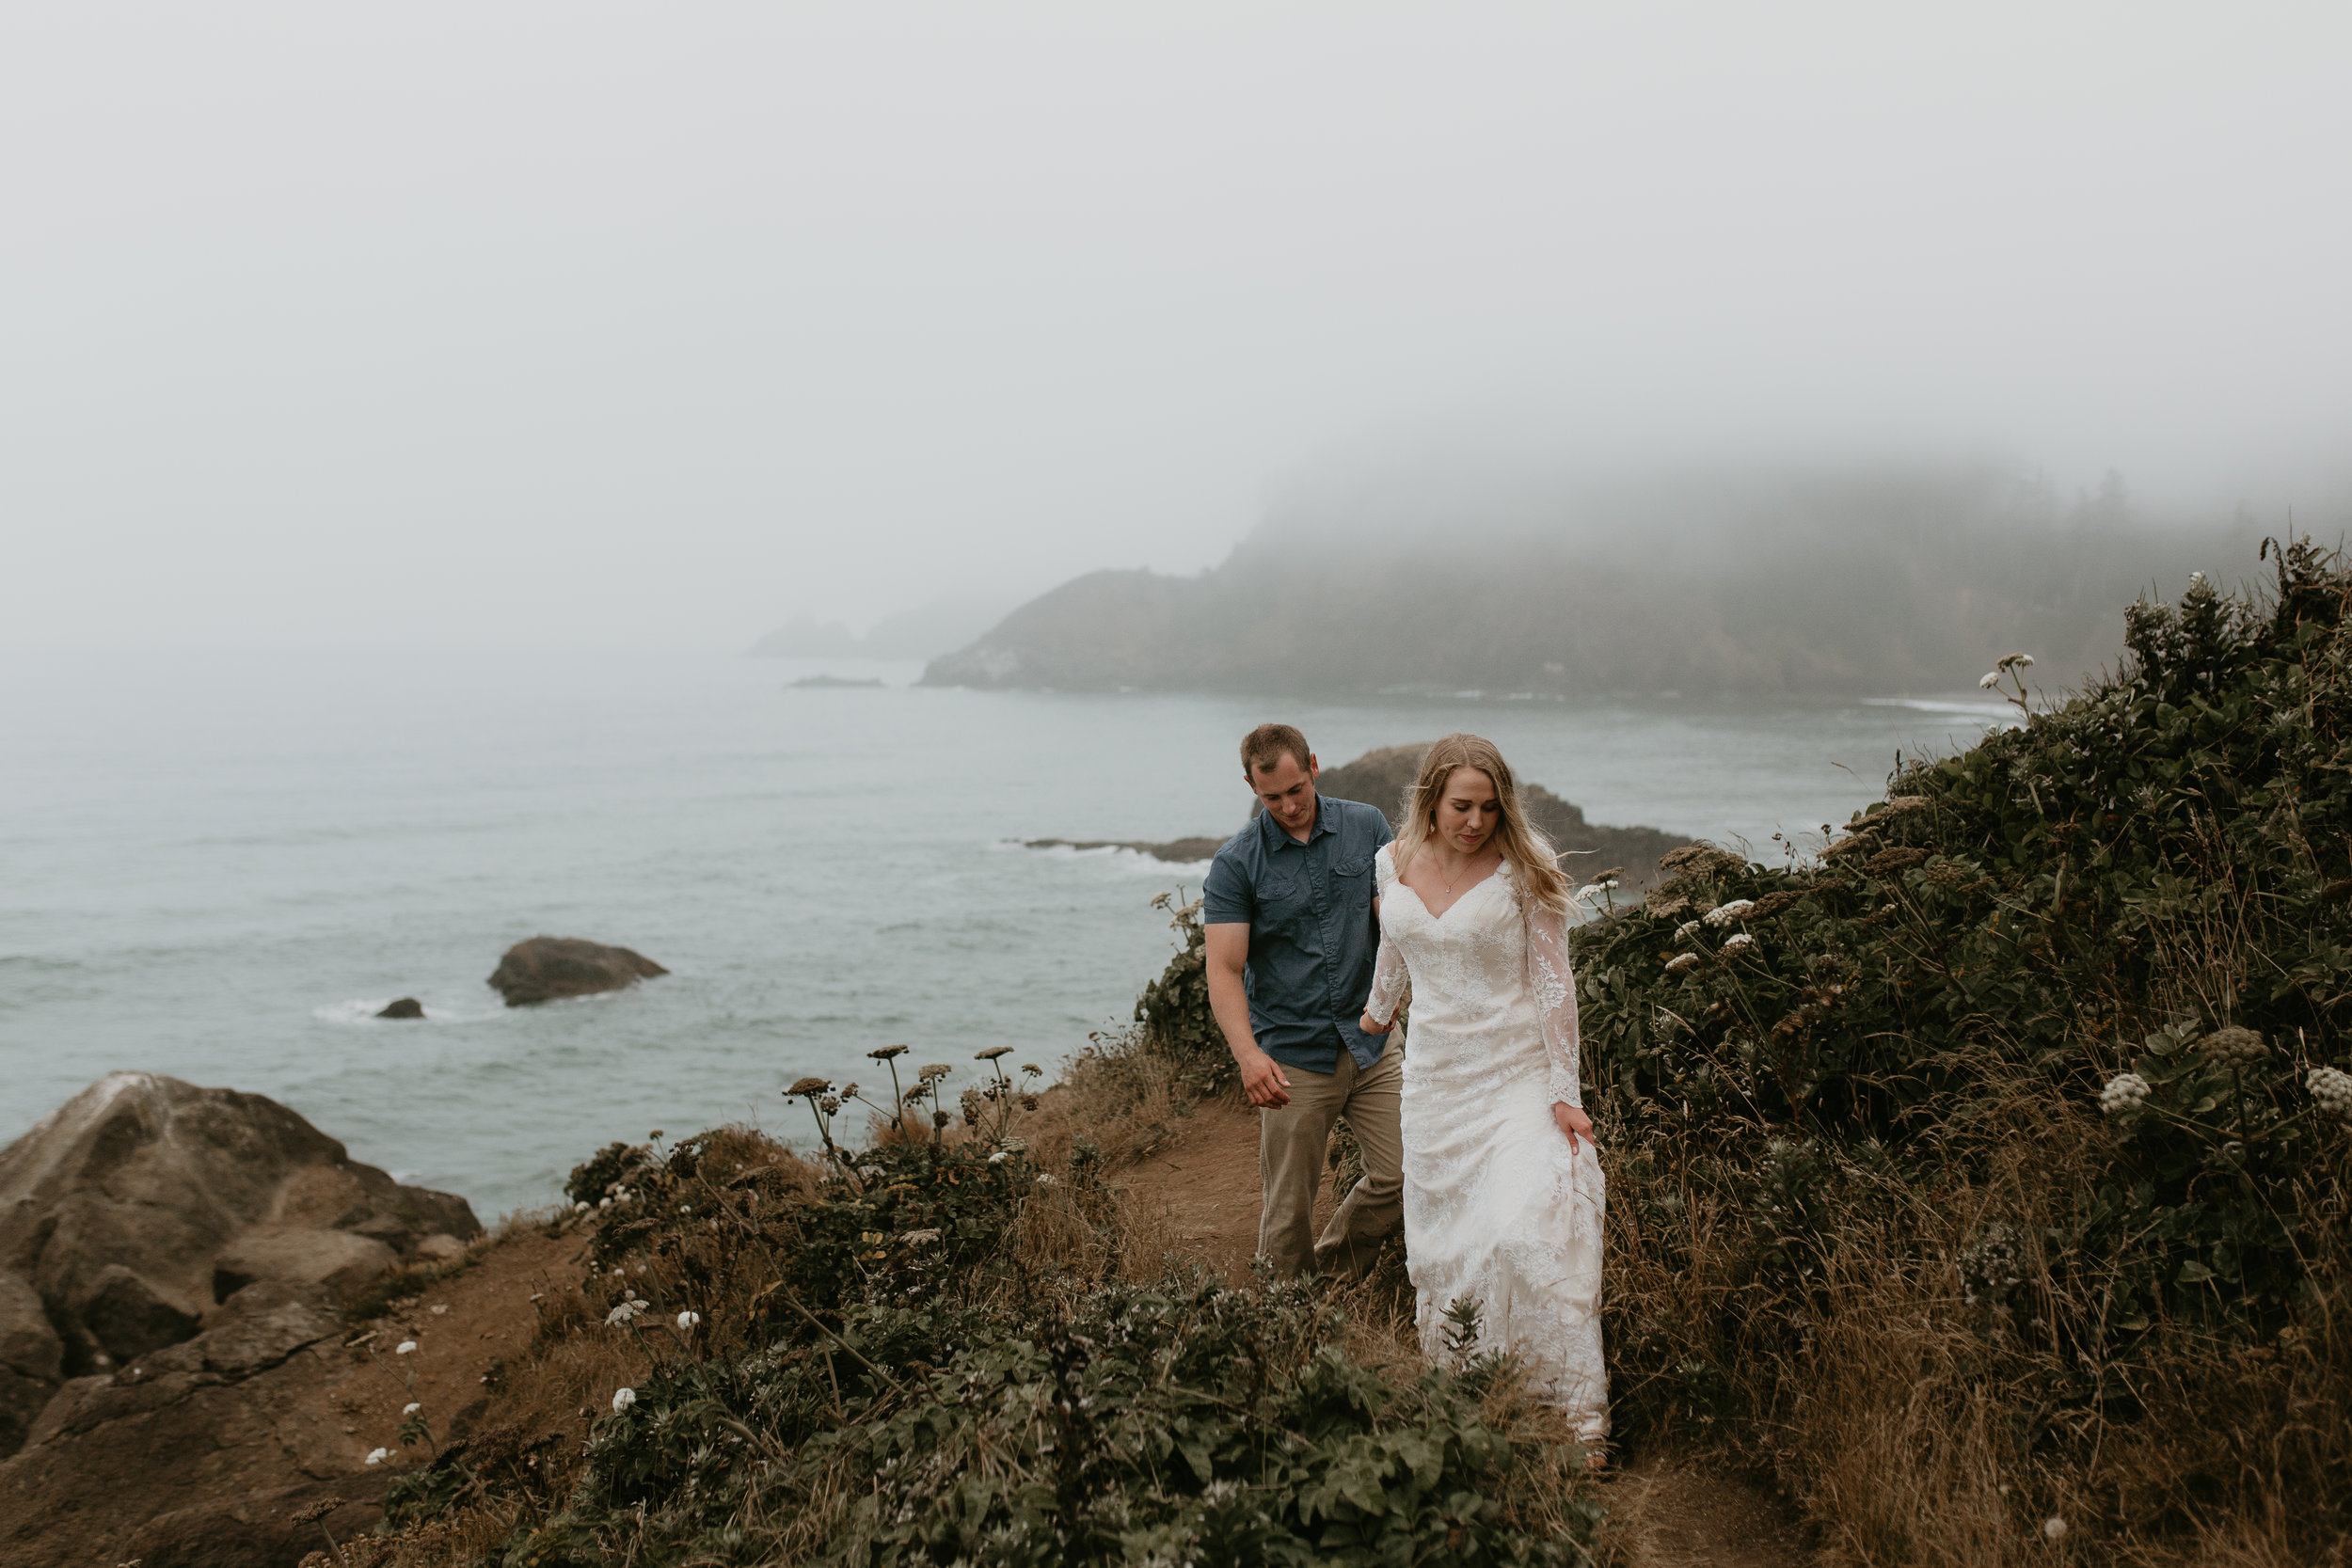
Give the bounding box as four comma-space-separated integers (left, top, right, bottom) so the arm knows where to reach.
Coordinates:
1599, 1023, 2352, 1566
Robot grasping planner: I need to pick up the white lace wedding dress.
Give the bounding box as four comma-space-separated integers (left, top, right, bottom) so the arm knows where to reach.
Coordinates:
1366, 846, 1609, 1438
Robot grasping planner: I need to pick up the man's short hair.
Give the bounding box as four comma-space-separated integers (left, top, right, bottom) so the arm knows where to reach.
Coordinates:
1240, 723, 1312, 778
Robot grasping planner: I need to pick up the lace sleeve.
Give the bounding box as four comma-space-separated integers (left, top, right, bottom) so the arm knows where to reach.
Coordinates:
1366, 846, 1408, 1025
1526, 896, 1583, 1108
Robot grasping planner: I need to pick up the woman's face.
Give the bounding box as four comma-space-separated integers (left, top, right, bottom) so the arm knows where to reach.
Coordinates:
1431, 767, 1501, 855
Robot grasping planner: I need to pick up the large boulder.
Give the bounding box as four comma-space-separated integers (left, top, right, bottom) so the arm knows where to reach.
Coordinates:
0, 1073, 479, 1456
487, 935, 668, 1006
0, 1272, 62, 1456
0, 1278, 385, 1568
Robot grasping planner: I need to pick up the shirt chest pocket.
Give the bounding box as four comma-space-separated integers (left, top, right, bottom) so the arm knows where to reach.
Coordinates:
1331, 856, 1373, 905
1258, 864, 1316, 930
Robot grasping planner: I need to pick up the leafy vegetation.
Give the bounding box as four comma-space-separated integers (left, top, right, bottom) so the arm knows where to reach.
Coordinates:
354, 1031, 1601, 1567
1575, 540, 2352, 1560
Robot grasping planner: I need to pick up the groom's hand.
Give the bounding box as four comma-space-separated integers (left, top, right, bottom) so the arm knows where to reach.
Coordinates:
1237, 1046, 1293, 1109
1358, 1010, 1392, 1036
1553, 1102, 1597, 1154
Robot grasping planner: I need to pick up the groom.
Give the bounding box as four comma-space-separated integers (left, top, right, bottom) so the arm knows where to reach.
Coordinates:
1202, 723, 1405, 1278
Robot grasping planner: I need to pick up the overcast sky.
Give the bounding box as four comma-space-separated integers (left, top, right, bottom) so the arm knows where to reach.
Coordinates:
5, 5, 2347, 653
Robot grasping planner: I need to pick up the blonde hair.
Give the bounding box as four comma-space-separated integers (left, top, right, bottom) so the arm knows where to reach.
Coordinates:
1393, 734, 1573, 914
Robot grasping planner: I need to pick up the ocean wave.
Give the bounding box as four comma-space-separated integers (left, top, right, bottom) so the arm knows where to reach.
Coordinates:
1860, 696, 2020, 721
312, 998, 505, 1026
1012, 839, 1215, 875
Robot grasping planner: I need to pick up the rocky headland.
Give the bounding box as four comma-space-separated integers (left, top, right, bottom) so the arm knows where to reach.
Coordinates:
1035, 742, 1687, 889
918, 466, 2234, 697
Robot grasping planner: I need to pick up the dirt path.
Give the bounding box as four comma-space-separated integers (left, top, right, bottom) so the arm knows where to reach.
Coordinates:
1120, 1094, 1813, 1567
326, 1224, 590, 1466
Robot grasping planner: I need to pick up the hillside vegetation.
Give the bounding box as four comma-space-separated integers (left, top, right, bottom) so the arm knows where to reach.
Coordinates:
342, 540, 2349, 1566
342, 1043, 1605, 1567
922, 466, 2248, 697
1570, 539, 2352, 1561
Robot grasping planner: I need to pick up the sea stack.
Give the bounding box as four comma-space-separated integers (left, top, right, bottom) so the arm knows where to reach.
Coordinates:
487, 936, 668, 1006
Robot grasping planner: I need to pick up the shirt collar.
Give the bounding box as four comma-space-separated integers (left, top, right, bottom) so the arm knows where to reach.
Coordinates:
1262, 795, 1333, 851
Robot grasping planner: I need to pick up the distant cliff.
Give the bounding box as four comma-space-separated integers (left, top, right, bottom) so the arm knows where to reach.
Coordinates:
921, 467, 2249, 697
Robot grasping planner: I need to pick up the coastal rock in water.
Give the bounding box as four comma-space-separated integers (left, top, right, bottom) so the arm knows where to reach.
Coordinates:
0, 1072, 480, 1457
1024, 836, 1224, 864
375, 996, 426, 1019
487, 935, 669, 1006
1308, 743, 1690, 894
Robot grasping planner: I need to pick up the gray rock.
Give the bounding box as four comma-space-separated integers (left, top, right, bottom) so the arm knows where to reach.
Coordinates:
487, 934, 668, 1006
0, 1273, 59, 1384
210, 1228, 397, 1304
1, 1279, 376, 1568
72, 1263, 201, 1364
0, 1072, 480, 1457
0, 1273, 61, 1456
375, 996, 426, 1019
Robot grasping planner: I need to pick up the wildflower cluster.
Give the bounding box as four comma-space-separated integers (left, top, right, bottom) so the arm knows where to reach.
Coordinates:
2310, 1066, 2352, 1121
2099, 1072, 2152, 1116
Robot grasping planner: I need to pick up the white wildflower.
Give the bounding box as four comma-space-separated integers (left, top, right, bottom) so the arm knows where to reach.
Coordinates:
1999, 652, 2036, 671
573, 1200, 591, 1213
403, 1402, 421, 1416
2309, 1065, 2352, 1120
903, 1227, 943, 1244
1979, 671, 2001, 689
2042, 1515, 2067, 1541
678, 1203, 691, 1213
2098, 1072, 2152, 1116
1721, 932, 1756, 955
1673, 920, 1702, 942
597, 1197, 612, 1210
606, 1297, 651, 1327
1703, 899, 1756, 927
676, 1310, 701, 1330
612, 1386, 636, 1413
394, 1340, 418, 1355
1036, 1173, 1057, 1186
366, 1447, 391, 1465
2201, 1026, 2267, 1065
987, 1150, 1009, 1164
1664, 953, 1700, 974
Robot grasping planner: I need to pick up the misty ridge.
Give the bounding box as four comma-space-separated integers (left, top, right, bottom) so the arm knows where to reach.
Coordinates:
920, 462, 2288, 699
752, 593, 1016, 662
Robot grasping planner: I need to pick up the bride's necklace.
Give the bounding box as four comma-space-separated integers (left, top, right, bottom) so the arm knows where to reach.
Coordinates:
1429, 848, 1478, 896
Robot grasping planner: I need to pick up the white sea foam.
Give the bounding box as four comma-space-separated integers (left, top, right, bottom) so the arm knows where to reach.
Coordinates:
312, 998, 502, 1026
1862, 696, 2019, 721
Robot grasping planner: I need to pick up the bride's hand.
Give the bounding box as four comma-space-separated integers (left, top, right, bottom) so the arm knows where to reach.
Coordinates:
1358, 1010, 1393, 1036
1553, 1102, 1597, 1153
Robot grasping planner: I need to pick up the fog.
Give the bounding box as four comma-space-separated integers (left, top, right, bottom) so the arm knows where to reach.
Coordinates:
4, 5, 2347, 656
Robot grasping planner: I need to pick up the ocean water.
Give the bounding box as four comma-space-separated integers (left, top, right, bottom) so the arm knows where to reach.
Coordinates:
0, 649, 2011, 1216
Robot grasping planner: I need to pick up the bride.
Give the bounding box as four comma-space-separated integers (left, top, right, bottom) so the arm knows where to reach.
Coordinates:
1358, 733, 1608, 1443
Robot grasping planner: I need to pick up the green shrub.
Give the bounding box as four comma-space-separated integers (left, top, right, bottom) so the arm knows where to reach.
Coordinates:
493, 1131, 1597, 1567
1572, 539, 2352, 1552
1134, 891, 1235, 1092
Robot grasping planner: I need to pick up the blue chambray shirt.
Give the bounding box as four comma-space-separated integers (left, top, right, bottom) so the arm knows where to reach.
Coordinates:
1200, 795, 1394, 1075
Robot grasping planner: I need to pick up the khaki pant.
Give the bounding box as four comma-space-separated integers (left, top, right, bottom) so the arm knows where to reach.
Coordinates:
1258, 1046, 1405, 1278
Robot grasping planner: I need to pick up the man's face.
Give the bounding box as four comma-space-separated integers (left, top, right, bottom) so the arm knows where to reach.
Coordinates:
1248, 752, 1320, 838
